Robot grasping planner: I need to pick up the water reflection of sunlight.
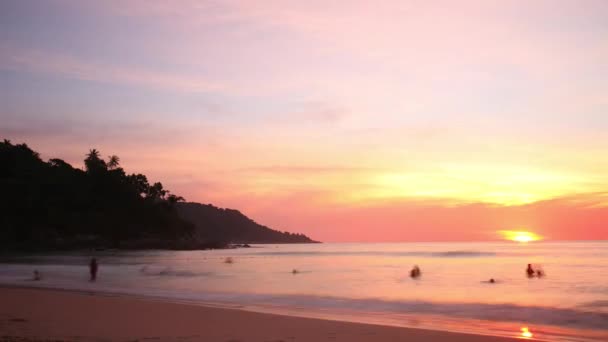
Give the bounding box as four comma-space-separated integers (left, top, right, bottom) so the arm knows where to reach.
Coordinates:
520, 327, 533, 339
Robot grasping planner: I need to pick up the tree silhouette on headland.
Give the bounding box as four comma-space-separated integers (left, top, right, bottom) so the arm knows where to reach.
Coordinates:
0, 140, 317, 251
1, 141, 195, 251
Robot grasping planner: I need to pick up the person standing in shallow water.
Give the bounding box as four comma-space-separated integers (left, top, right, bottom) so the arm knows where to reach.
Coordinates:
526, 264, 535, 278
89, 258, 98, 282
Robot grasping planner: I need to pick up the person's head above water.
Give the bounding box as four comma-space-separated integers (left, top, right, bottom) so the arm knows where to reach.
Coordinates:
410, 265, 421, 278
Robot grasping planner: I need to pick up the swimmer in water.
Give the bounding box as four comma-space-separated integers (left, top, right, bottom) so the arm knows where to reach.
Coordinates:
410, 265, 421, 278
526, 264, 535, 278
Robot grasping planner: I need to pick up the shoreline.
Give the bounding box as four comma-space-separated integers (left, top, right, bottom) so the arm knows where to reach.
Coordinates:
0, 286, 526, 342
2, 282, 605, 342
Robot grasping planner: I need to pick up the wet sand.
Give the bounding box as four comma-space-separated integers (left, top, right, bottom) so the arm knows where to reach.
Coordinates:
0, 287, 523, 342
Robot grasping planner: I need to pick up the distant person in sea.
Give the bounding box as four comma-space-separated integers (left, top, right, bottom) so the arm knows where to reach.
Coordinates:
33, 270, 41, 281
536, 268, 545, 278
410, 265, 421, 278
526, 264, 535, 278
89, 258, 98, 282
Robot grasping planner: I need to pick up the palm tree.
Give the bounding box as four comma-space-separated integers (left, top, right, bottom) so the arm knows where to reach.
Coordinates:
87, 149, 100, 159
85, 149, 106, 172
107, 155, 120, 169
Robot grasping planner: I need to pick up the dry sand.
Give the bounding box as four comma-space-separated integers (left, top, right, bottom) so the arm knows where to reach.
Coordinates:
0, 287, 523, 342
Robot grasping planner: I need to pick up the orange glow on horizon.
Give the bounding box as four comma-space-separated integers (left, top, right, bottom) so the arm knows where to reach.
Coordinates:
500, 231, 542, 243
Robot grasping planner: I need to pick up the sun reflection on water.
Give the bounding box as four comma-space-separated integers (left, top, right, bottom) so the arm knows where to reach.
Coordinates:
520, 327, 533, 339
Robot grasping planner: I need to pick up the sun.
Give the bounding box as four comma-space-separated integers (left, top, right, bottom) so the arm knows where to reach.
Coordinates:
499, 230, 542, 243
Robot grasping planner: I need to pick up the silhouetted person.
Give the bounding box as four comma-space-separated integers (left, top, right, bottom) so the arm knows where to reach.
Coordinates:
489, 278, 495, 283
526, 264, 535, 278
33, 270, 41, 281
536, 269, 544, 278
410, 265, 421, 278
90, 258, 98, 281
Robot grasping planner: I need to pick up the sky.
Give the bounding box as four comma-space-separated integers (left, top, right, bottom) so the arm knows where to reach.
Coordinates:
1, 0, 607, 242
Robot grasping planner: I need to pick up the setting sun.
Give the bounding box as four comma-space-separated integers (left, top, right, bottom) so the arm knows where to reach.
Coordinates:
499, 231, 542, 243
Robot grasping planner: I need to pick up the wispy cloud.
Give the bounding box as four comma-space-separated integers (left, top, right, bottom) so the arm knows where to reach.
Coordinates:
235, 165, 377, 175
0, 43, 223, 93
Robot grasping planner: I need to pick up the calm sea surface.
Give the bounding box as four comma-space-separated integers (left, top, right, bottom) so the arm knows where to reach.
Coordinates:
1, 242, 607, 341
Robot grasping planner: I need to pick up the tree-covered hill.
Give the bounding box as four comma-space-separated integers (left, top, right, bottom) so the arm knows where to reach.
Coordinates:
177, 202, 317, 244
0, 140, 317, 251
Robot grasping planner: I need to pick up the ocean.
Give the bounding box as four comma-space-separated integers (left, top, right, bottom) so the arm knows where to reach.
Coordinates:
1, 241, 607, 341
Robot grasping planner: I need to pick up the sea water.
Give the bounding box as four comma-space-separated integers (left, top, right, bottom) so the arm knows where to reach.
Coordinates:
1, 241, 607, 341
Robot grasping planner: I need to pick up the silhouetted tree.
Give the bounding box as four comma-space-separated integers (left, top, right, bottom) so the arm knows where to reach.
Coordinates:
0, 141, 195, 251
107, 155, 120, 169
84, 149, 106, 173
167, 194, 185, 206
147, 182, 167, 200
128, 174, 150, 197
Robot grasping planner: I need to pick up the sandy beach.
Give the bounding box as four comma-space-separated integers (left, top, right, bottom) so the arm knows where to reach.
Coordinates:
0, 287, 524, 342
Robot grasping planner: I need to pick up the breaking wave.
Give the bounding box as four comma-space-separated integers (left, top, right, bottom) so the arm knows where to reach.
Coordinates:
251, 250, 498, 258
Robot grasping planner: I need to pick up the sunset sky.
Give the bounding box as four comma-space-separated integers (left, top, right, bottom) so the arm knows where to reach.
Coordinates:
1, 1, 607, 241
